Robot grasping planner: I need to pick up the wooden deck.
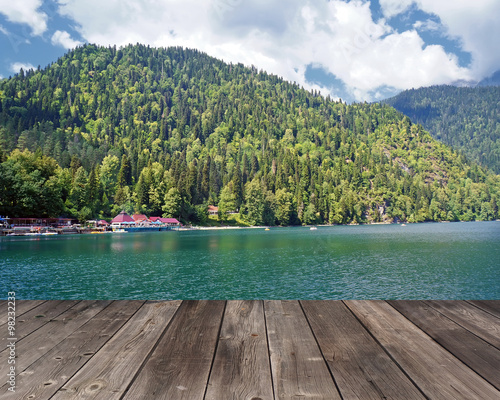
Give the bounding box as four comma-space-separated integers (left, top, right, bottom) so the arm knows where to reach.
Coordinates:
1, 300, 499, 399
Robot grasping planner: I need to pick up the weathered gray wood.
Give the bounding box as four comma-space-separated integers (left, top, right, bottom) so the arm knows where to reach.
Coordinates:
0, 300, 112, 381
2, 301, 143, 400
425, 300, 500, 349
265, 300, 341, 399
0, 300, 79, 347
205, 300, 273, 400
51, 300, 181, 400
346, 300, 500, 400
468, 300, 500, 318
302, 300, 424, 399
122, 300, 225, 400
390, 300, 500, 390
1, 300, 498, 399
0, 300, 46, 325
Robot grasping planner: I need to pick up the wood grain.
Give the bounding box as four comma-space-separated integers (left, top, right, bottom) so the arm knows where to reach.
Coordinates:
0, 300, 46, 325
389, 300, 500, 390
302, 300, 424, 399
0, 301, 111, 382
468, 300, 500, 318
52, 300, 181, 400
0, 300, 79, 345
122, 300, 225, 400
1, 300, 498, 399
3, 301, 143, 400
265, 300, 341, 399
425, 300, 500, 349
205, 300, 273, 400
346, 300, 500, 400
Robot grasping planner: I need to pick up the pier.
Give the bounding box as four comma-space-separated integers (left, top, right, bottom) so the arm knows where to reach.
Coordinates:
1, 300, 499, 399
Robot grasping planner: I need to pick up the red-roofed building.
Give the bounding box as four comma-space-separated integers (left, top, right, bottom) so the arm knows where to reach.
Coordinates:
132, 214, 148, 223
163, 218, 180, 226
149, 216, 180, 226
208, 205, 218, 216
111, 211, 134, 227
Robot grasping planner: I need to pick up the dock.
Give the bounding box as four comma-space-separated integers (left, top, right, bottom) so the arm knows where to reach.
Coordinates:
1, 300, 499, 399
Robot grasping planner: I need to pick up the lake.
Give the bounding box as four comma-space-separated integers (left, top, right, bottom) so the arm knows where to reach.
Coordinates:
1, 221, 499, 299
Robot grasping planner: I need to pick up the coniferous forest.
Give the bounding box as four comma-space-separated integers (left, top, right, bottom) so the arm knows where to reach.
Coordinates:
385, 85, 500, 174
0, 44, 499, 225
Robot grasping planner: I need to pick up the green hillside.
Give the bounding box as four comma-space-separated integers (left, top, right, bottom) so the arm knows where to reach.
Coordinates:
0, 44, 498, 224
385, 85, 500, 173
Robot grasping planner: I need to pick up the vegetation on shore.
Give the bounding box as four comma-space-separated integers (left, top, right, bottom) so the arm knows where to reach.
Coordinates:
385, 85, 500, 174
0, 44, 499, 225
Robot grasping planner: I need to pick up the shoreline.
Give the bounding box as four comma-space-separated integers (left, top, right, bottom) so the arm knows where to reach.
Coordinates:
2, 219, 496, 236
189, 220, 486, 231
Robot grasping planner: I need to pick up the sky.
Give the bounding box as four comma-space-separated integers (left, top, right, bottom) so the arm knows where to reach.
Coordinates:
0, 0, 499, 102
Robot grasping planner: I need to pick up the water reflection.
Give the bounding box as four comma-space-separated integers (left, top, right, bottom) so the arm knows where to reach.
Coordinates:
1, 222, 499, 299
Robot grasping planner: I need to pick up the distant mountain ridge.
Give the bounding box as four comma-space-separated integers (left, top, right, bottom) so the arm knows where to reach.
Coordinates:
384, 85, 500, 174
478, 70, 500, 87
0, 44, 499, 224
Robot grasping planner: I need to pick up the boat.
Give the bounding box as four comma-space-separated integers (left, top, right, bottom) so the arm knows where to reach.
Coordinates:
265, 228, 270, 231
112, 228, 127, 233
42, 232, 58, 235
310, 226, 317, 230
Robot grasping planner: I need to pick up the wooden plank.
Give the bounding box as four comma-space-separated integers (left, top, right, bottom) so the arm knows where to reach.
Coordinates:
0, 300, 79, 349
390, 300, 500, 390
346, 300, 500, 400
425, 300, 500, 349
468, 300, 500, 319
0, 300, 112, 380
302, 300, 424, 399
1, 300, 143, 400
122, 300, 225, 400
264, 300, 341, 399
0, 300, 46, 325
51, 301, 181, 400
205, 300, 274, 400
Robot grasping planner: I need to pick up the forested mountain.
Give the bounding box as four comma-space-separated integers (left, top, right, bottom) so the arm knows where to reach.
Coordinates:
385, 85, 500, 173
0, 44, 499, 224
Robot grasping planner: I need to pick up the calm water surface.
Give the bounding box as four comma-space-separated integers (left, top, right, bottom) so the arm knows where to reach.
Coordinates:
1, 221, 498, 299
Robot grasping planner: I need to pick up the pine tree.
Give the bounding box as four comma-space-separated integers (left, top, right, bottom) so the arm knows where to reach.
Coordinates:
218, 182, 237, 222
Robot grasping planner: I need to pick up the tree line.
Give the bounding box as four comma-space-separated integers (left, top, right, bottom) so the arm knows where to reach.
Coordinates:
385, 85, 500, 174
0, 44, 499, 224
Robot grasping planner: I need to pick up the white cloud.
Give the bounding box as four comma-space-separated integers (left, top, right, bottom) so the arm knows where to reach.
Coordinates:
0, 0, 47, 36
51, 30, 83, 49
380, 0, 500, 79
413, 19, 442, 32
415, 0, 500, 78
379, 0, 414, 18
10, 62, 36, 74
56, 0, 492, 101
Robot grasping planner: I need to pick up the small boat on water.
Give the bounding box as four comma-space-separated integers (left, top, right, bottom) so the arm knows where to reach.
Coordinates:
310, 226, 317, 230
112, 228, 127, 233
264, 228, 270, 231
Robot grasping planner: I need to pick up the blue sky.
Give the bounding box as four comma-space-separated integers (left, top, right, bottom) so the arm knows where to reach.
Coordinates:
1, 0, 499, 102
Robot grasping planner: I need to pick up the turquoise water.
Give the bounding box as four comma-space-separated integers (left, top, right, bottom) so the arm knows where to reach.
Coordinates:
1, 221, 499, 299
